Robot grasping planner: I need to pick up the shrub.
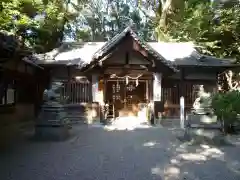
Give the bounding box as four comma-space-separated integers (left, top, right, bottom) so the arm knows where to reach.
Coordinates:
212, 91, 240, 133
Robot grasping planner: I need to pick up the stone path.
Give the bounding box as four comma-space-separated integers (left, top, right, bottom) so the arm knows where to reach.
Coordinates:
0, 124, 240, 180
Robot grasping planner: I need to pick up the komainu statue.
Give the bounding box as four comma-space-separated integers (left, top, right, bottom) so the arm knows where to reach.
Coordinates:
192, 85, 213, 115
43, 81, 63, 105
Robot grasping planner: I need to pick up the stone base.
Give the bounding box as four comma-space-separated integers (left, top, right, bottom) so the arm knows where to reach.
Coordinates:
180, 114, 227, 145
35, 103, 70, 141
186, 114, 220, 129
35, 125, 70, 141
182, 128, 226, 145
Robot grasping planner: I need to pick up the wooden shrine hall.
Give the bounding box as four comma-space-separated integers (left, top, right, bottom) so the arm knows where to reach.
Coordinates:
31, 26, 236, 123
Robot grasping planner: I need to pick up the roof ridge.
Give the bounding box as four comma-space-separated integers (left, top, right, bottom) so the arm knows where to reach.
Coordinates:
93, 26, 132, 58
84, 26, 178, 72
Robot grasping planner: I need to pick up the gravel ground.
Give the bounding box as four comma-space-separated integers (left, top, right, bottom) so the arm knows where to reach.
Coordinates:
0, 124, 240, 180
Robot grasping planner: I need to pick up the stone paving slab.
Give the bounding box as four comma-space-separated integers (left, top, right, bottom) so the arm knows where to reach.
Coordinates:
0, 124, 240, 180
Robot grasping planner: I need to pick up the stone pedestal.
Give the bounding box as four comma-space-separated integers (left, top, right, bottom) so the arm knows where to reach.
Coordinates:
186, 114, 220, 129
35, 102, 70, 141
184, 114, 224, 144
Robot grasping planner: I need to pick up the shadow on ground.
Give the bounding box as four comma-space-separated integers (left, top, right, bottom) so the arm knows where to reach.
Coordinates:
0, 123, 240, 180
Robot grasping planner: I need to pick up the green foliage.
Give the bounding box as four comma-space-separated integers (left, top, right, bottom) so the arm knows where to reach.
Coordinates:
76, 0, 155, 42
0, 0, 155, 51
154, 0, 240, 60
0, 0, 88, 53
212, 91, 240, 125
76, 29, 91, 41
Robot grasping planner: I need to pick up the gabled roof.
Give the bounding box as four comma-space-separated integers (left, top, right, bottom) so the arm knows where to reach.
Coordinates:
31, 26, 235, 69
89, 26, 178, 72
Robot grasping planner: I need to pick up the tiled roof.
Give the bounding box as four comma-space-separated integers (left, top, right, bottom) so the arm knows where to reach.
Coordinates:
32, 26, 235, 69
33, 42, 105, 66
91, 26, 178, 72
149, 42, 235, 67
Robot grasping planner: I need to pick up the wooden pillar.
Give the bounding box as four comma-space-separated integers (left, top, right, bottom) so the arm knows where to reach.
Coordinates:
92, 74, 98, 102
103, 75, 107, 103
146, 80, 149, 102
180, 70, 185, 128
102, 76, 107, 121
153, 73, 162, 101
90, 74, 101, 124
152, 73, 162, 124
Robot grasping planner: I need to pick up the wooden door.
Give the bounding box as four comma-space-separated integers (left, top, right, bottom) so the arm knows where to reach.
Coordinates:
106, 80, 147, 117
125, 81, 146, 108
106, 80, 125, 116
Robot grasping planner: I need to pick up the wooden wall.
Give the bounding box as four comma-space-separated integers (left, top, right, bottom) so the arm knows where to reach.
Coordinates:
162, 78, 217, 117
0, 58, 44, 129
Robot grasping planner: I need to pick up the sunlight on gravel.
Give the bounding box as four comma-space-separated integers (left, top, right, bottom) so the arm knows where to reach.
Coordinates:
104, 116, 151, 131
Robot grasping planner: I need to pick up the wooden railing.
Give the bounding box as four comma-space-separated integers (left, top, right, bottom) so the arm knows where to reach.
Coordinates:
60, 80, 92, 104
162, 83, 199, 117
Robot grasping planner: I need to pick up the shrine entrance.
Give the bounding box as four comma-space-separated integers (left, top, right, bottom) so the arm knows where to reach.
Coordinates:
105, 78, 149, 118
79, 28, 178, 122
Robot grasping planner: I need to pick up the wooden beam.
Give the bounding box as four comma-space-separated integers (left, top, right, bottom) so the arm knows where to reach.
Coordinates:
98, 50, 116, 66
104, 69, 152, 75
132, 40, 156, 67
103, 64, 149, 69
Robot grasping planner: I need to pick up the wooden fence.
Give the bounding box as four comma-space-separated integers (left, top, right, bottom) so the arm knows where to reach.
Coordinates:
60, 80, 92, 104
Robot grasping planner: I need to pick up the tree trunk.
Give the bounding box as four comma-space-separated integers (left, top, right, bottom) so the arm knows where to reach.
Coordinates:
159, 0, 172, 29
158, 0, 184, 31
